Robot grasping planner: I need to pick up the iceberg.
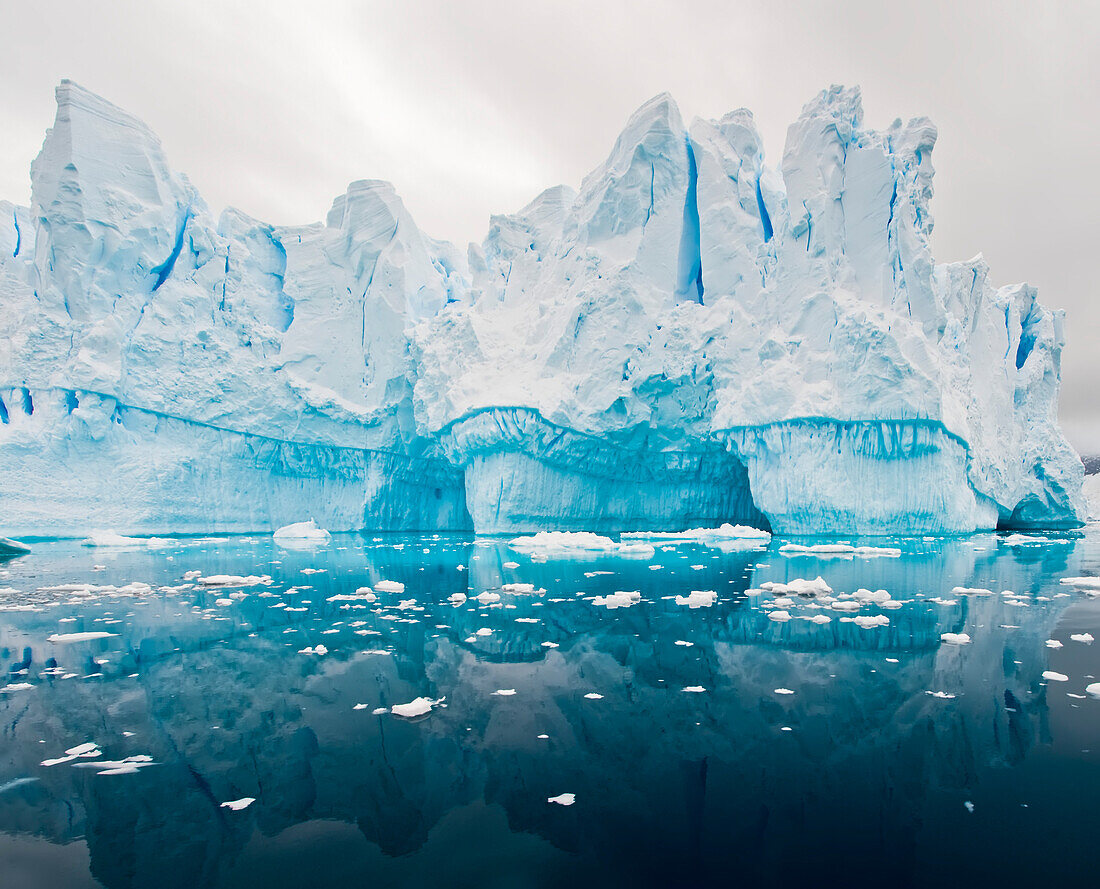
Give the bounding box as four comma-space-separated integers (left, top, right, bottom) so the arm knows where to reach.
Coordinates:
0, 81, 1085, 537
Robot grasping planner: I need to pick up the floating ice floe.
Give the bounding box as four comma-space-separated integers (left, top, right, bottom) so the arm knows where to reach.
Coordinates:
999, 533, 1071, 547
845, 614, 890, 628
547, 793, 575, 806
374, 580, 405, 594
197, 574, 272, 588
390, 696, 444, 718
583, 692, 604, 700
674, 590, 717, 608
501, 582, 542, 593
448, 592, 467, 605
1085, 682, 1100, 698
926, 691, 956, 699
74, 755, 156, 776
1, 682, 34, 693
952, 586, 994, 596
272, 519, 331, 545
682, 686, 706, 693
778, 543, 901, 558
1042, 671, 1069, 682
493, 689, 516, 696
502, 561, 520, 569
508, 531, 654, 558
620, 524, 771, 543
768, 610, 792, 622
0, 537, 31, 555
220, 798, 255, 811
593, 590, 641, 610
774, 688, 795, 695
297, 644, 328, 655
81, 530, 171, 548
940, 632, 971, 645
1070, 633, 1094, 643
46, 631, 117, 643
758, 577, 833, 597
1045, 640, 1064, 649
1058, 577, 1100, 591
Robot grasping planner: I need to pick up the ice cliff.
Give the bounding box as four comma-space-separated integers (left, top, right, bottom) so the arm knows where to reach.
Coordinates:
0, 81, 1085, 536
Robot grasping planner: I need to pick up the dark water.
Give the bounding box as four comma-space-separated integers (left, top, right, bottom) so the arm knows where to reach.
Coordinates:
1, 528, 1099, 889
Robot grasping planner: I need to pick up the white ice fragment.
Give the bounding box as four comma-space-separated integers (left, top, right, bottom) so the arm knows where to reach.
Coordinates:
1042, 671, 1069, 682
1070, 633, 1094, 643
621, 524, 770, 543
583, 692, 604, 700
682, 686, 706, 693
273, 519, 331, 544
774, 688, 795, 695
220, 798, 256, 811
547, 793, 575, 806
46, 632, 117, 643
674, 590, 717, 609
940, 633, 971, 645
391, 696, 444, 718
374, 580, 405, 594
593, 590, 641, 609
1045, 639, 1063, 649
197, 574, 271, 588
493, 689, 516, 696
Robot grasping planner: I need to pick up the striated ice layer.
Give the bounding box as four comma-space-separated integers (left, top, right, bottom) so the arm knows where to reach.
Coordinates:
0, 81, 1086, 536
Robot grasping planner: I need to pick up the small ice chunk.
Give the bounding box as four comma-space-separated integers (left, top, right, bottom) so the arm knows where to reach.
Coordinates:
674, 590, 717, 609
374, 580, 405, 594
963, 801, 974, 813
774, 688, 795, 695
391, 696, 444, 718
940, 633, 971, 645
1045, 640, 1064, 649
197, 574, 271, 588
220, 798, 256, 811
502, 582, 542, 593
547, 793, 575, 806
493, 689, 516, 696
46, 632, 117, 643
1042, 671, 1069, 682
682, 686, 706, 693
768, 610, 791, 622
583, 692, 604, 700
1070, 633, 1094, 643
273, 519, 331, 543
502, 561, 520, 569
594, 590, 641, 609
476, 627, 493, 636
448, 592, 467, 605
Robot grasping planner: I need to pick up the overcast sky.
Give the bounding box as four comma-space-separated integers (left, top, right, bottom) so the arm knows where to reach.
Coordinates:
2, 0, 1097, 451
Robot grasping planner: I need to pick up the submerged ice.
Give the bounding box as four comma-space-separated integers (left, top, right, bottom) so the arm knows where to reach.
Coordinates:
0, 82, 1085, 536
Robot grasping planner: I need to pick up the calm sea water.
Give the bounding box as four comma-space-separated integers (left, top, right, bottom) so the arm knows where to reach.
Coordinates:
1, 527, 1099, 889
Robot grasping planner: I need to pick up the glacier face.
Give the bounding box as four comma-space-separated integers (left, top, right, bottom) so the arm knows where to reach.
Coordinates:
0, 81, 1085, 536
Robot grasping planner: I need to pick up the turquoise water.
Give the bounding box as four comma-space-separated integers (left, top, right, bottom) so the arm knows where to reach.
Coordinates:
1, 528, 1099, 888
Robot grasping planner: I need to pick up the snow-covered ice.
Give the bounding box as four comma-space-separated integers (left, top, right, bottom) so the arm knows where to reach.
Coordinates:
0, 81, 1085, 537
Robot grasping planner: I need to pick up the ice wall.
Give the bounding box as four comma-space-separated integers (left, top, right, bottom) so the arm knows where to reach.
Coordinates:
414, 87, 1084, 534
0, 82, 1085, 536
0, 82, 470, 536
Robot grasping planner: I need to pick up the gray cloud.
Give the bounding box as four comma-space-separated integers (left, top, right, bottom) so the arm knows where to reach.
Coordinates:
1, 0, 1096, 450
